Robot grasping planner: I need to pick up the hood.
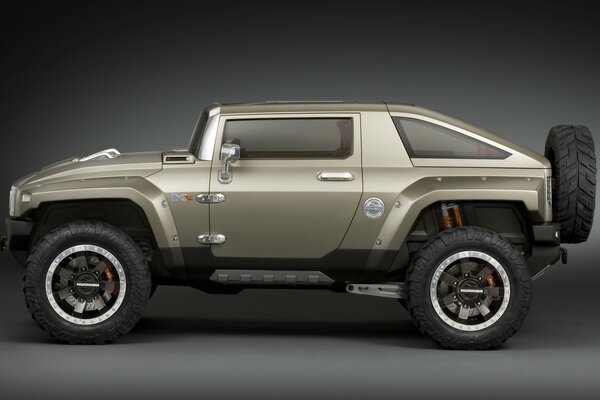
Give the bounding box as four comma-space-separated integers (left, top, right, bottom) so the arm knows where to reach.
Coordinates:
21, 150, 163, 188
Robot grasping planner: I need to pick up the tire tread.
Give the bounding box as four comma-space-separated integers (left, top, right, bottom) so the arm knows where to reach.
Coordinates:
23, 220, 151, 344
406, 226, 531, 350
545, 125, 596, 243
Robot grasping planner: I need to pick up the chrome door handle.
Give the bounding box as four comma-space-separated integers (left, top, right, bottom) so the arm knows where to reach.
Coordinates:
317, 172, 355, 181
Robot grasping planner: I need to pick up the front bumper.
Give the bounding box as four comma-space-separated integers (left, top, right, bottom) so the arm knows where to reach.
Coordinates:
2, 217, 34, 266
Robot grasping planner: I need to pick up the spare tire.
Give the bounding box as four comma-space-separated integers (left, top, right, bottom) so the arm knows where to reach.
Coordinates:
545, 125, 596, 243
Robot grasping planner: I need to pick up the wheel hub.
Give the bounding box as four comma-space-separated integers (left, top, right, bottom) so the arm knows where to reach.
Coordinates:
430, 251, 511, 331
456, 278, 484, 304
73, 271, 100, 298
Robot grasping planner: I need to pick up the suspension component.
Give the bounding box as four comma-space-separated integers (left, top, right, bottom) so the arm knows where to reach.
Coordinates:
346, 282, 407, 299
441, 202, 455, 229
440, 202, 464, 230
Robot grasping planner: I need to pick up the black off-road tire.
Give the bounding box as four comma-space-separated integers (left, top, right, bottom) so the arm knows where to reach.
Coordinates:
23, 221, 152, 344
545, 125, 596, 243
406, 226, 531, 350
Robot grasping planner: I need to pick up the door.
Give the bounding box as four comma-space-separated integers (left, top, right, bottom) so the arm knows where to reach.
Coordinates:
208, 114, 362, 261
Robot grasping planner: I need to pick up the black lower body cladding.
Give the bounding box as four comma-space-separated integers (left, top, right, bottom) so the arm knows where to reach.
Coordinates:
545, 125, 596, 243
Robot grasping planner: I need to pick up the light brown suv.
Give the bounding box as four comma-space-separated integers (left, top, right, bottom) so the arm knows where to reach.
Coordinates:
2, 101, 596, 349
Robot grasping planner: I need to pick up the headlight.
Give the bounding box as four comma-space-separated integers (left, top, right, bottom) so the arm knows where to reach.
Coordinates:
8, 172, 37, 217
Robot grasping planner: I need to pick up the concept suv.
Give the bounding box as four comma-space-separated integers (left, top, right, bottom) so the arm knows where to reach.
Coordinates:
2, 101, 596, 349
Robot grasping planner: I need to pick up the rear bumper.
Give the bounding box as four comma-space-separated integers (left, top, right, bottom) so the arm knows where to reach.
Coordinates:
529, 222, 563, 279
2, 217, 34, 266
532, 223, 561, 245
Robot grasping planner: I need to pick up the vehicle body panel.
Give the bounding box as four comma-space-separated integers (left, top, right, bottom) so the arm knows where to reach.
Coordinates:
19, 177, 180, 251
145, 162, 211, 251
208, 113, 363, 258
26, 151, 163, 187
5, 102, 556, 283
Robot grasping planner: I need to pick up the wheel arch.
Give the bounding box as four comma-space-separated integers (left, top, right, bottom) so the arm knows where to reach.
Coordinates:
17, 177, 188, 278
27, 199, 174, 278
22, 177, 174, 241
380, 199, 534, 280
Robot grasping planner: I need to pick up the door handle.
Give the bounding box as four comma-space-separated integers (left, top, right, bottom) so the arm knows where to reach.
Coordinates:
316, 172, 355, 181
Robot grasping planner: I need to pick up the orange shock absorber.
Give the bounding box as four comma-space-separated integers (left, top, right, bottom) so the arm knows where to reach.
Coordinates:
452, 204, 463, 227
440, 202, 455, 229
440, 202, 463, 229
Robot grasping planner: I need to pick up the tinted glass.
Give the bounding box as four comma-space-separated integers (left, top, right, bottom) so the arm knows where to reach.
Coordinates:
223, 118, 352, 158
393, 117, 510, 159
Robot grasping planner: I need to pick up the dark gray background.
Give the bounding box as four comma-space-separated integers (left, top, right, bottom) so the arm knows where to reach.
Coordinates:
1, 1, 599, 399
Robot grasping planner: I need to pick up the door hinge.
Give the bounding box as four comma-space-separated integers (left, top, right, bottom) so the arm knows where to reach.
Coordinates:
197, 234, 226, 244
196, 193, 225, 204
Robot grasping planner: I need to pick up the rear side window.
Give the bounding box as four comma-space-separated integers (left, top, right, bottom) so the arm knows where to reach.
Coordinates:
393, 117, 510, 159
223, 118, 352, 159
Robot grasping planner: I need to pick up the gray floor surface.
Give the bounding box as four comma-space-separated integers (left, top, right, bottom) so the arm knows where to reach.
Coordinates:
1, 250, 599, 399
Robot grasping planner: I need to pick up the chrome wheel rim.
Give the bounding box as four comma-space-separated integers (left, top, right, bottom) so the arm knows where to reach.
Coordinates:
45, 244, 127, 325
430, 251, 510, 331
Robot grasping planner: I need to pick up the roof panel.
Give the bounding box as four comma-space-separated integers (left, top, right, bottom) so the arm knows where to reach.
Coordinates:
218, 101, 392, 114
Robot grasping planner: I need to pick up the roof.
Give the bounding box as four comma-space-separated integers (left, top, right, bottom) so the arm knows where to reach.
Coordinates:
211, 101, 548, 168
217, 100, 407, 114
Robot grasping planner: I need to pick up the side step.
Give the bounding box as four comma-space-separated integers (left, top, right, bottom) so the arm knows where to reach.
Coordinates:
346, 282, 407, 299
209, 270, 334, 285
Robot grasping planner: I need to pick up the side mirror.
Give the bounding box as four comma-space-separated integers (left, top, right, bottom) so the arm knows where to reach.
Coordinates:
220, 143, 240, 163
218, 143, 240, 183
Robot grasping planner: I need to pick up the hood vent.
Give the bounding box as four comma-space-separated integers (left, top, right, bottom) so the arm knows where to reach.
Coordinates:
163, 150, 195, 164
74, 148, 121, 162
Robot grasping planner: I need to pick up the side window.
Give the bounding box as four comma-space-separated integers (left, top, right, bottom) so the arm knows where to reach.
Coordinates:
393, 117, 511, 159
223, 118, 353, 159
